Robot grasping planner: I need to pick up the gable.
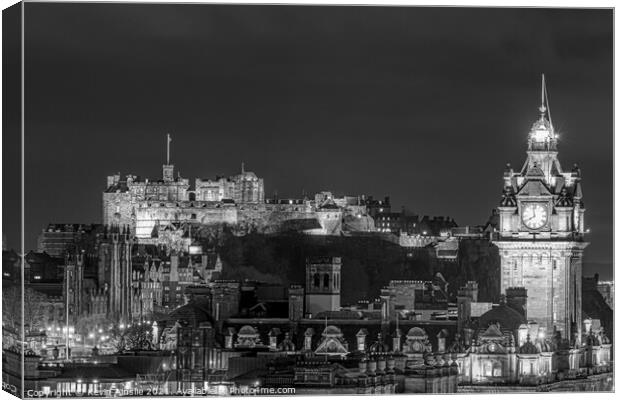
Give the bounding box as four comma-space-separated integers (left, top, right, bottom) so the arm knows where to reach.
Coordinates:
314, 337, 349, 356
517, 179, 552, 197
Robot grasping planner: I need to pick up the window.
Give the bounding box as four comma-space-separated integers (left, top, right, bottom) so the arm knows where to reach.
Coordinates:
313, 273, 320, 288
484, 361, 502, 377
323, 274, 330, 289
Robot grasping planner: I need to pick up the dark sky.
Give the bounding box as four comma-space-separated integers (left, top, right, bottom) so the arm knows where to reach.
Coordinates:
13, 5, 614, 278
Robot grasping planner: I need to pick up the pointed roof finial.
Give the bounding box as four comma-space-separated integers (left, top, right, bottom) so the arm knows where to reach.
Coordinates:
241, 161, 245, 174
539, 73, 547, 115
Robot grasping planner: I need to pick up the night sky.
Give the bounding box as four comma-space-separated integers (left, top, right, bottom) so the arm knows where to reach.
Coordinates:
10, 5, 614, 278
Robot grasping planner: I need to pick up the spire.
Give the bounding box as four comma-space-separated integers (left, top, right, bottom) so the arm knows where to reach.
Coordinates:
541, 73, 554, 132
527, 74, 556, 152
539, 73, 547, 116
241, 161, 245, 174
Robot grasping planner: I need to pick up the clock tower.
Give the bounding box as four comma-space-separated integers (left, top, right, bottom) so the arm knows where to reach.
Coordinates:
494, 75, 587, 343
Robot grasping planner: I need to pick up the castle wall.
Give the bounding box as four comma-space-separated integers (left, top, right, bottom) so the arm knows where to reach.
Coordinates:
102, 192, 134, 227
134, 202, 239, 238
131, 200, 352, 239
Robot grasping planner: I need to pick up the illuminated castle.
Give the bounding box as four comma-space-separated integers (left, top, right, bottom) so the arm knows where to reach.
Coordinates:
102, 136, 375, 241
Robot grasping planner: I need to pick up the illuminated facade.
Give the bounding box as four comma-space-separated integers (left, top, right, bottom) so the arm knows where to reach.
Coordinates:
494, 77, 588, 341
305, 257, 341, 316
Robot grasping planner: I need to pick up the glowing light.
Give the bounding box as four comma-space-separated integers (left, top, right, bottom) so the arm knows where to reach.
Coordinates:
119, 324, 125, 329
532, 128, 550, 143
98, 328, 103, 333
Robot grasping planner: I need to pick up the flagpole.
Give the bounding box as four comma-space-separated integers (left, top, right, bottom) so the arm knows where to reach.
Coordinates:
166, 134, 171, 165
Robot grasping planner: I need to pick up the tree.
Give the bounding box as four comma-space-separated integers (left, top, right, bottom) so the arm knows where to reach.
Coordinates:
2, 286, 48, 333
120, 324, 154, 352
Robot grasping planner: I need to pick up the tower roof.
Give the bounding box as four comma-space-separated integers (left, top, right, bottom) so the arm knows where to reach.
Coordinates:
517, 178, 552, 197
518, 335, 539, 354
527, 74, 558, 152
479, 303, 527, 333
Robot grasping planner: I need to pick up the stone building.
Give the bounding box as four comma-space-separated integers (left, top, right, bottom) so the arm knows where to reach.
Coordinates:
101, 139, 389, 241
305, 257, 341, 316
98, 227, 134, 323
383, 274, 450, 320
102, 166, 190, 229
195, 165, 264, 204
37, 224, 99, 258
494, 78, 588, 341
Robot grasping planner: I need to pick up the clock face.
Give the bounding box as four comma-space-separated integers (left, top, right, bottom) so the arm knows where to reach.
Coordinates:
522, 203, 548, 229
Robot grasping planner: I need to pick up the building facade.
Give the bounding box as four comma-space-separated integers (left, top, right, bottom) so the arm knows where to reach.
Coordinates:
305, 257, 341, 316
494, 81, 588, 341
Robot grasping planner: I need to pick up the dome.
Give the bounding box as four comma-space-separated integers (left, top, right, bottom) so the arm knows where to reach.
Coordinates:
278, 332, 296, 352
478, 304, 527, 333
322, 325, 343, 337
519, 341, 538, 354
586, 333, 600, 346
530, 116, 552, 133
168, 300, 213, 327
369, 333, 390, 353
599, 328, 611, 345
536, 339, 554, 352
519, 335, 538, 354
406, 327, 427, 339
238, 325, 258, 336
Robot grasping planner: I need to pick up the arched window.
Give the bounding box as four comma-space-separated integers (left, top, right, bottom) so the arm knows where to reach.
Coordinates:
493, 361, 502, 377
323, 274, 330, 289
483, 360, 499, 377
313, 273, 320, 288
